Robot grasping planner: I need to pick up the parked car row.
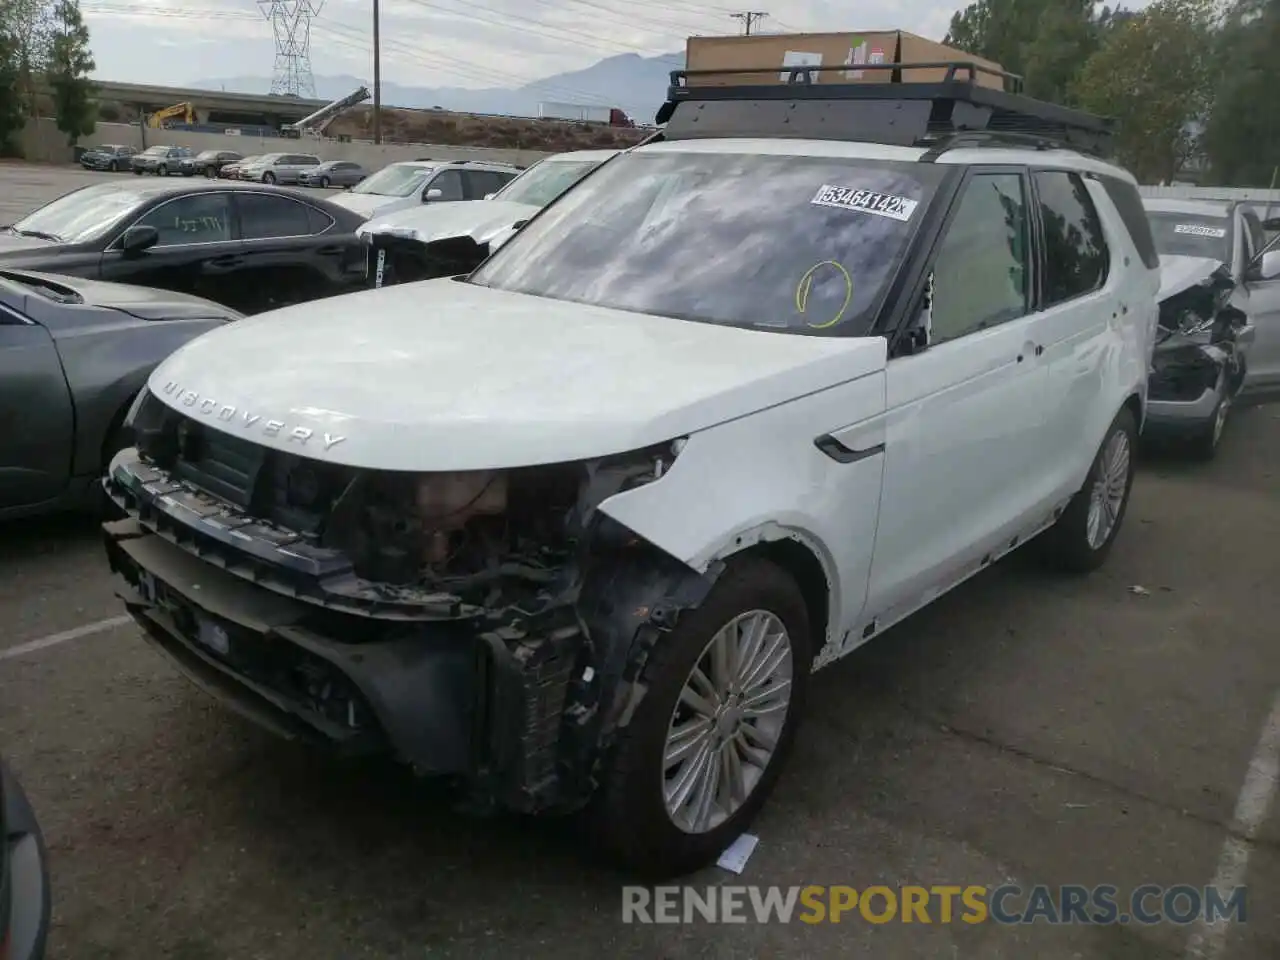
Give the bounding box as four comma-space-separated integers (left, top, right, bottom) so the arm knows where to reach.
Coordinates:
14, 70, 1280, 896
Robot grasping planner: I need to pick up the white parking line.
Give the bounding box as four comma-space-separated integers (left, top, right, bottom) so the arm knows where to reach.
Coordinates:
1184, 689, 1280, 959
0, 615, 134, 662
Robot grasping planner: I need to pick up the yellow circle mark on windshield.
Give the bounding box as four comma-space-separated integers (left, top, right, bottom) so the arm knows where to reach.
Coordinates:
795, 260, 854, 329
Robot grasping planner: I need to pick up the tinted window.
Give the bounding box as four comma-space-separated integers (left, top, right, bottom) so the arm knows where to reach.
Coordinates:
1034, 171, 1109, 306
428, 169, 465, 201
1242, 210, 1264, 261
928, 173, 1029, 344
288, 155, 319, 166
237, 193, 313, 239
1099, 176, 1159, 269
135, 193, 232, 246
471, 151, 947, 336
305, 204, 334, 234
466, 170, 509, 198
1147, 212, 1232, 262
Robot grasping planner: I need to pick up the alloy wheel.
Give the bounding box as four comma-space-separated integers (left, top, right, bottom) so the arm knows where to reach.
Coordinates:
1086, 430, 1131, 549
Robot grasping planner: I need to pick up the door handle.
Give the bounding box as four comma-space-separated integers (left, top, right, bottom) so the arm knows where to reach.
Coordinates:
1035, 344, 1044, 356
316, 245, 345, 256
202, 255, 244, 273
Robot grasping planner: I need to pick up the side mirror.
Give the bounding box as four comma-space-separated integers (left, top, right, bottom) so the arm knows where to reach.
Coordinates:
1250, 249, 1280, 283
119, 225, 159, 254
424, 188, 443, 202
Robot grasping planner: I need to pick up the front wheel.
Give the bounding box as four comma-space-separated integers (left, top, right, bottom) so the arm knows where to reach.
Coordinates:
320, 176, 330, 188
586, 556, 812, 878
108, 160, 118, 172
262, 171, 276, 184
1188, 392, 1230, 462
1036, 406, 1138, 573
156, 164, 167, 176
133, 167, 143, 175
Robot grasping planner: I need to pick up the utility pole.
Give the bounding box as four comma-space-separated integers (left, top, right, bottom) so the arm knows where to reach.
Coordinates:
729, 11, 768, 35
372, 0, 382, 144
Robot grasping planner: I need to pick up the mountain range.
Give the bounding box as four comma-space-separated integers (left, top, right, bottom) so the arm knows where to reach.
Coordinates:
191, 51, 685, 124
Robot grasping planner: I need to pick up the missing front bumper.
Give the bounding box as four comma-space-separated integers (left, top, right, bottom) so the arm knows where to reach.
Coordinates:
103, 516, 584, 811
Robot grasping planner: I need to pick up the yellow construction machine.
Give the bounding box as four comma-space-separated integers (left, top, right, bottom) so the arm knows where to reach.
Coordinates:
147, 102, 195, 128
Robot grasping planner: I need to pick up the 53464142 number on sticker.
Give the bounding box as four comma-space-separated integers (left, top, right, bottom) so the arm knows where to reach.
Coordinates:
1173, 223, 1227, 238
810, 185, 918, 223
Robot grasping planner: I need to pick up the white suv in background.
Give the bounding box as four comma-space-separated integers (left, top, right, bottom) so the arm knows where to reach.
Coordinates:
327, 158, 521, 218
238, 152, 321, 185
103, 67, 1159, 880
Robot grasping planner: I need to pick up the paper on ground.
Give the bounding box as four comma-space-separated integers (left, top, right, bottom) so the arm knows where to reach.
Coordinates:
717, 833, 760, 874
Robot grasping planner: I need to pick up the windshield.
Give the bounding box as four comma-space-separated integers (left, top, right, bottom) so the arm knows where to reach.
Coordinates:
494, 158, 606, 208
9, 185, 144, 243
140, 146, 168, 156
471, 150, 944, 335
196, 150, 220, 160
350, 164, 433, 198
1148, 212, 1232, 262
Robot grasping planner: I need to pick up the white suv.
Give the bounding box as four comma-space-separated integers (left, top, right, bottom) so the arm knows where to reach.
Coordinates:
328, 158, 522, 219
102, 65, 1159, 879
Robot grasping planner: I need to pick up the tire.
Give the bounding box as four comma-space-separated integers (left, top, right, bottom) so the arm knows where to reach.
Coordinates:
585, 556, 813, 879
320, 176, 330, 188
182, 169, 193, 177
158, 164, 168, 176
262, 171, 276, 184
92, 408, 136, 520
133, 167, 143, 175
108, 160, 118, 172
1036, 406, 1138, 573
1188, 391, 1230, 462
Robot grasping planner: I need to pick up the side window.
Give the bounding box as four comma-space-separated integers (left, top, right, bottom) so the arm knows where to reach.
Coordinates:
237, 193, 314, 239
1034, 170, 1109, 306
427, 169, 464, 201
1242, 210, 1264, 262
927, 172, 1030, 345
134, 193, 232, 246
466, 170, 510, 198
304, 204, 334, 234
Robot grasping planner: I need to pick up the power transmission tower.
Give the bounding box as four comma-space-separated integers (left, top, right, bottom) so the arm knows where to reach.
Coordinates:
729, 11, 768, 35
259, 0, 323, 98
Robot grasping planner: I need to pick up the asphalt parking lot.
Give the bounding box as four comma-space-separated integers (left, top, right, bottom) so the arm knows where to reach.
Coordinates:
3, 164, 1280, 960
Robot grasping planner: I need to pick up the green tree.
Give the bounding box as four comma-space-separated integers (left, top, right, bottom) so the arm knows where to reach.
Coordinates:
0, 31, 25, 153
1, 0, 54, 112
944, 0, 1114, 104
1203, 0, 1280, 186
46, 0, 94, 146
1074, 0, 1217, 182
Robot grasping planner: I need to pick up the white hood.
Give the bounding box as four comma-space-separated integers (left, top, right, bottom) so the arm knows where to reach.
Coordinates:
1158, 254, 1227, 302
328, 192, 398, 217
357, 199, 539, 245
148, 279, 886, 473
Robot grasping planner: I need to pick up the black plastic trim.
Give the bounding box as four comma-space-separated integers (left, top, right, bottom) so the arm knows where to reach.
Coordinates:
814, 434, 886, 464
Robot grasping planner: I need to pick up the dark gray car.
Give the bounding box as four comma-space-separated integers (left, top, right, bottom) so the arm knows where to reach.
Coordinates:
0, 268, 238, 520
297, 160, 367, 189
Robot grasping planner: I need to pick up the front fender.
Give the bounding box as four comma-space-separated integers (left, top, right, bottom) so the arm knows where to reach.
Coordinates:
598, 369, 888, 659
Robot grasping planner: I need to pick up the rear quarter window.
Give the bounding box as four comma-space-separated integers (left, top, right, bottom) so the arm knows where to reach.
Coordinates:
1097, 176, 1160, 269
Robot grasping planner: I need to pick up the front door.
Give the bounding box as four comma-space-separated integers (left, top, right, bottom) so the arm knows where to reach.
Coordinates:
1241, 228, 1280, 391
866, 169, 1049, 625
98, 191, 243, 306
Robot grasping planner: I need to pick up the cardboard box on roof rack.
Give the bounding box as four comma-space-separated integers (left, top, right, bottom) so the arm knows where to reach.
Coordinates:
683, 31, 1009, 91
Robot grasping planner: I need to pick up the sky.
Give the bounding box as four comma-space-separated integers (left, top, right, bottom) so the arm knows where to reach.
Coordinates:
79, 0, 977, 90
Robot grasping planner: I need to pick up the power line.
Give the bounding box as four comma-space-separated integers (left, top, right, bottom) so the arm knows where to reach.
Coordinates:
729, 11, 767, 35
258, 0, 322, 97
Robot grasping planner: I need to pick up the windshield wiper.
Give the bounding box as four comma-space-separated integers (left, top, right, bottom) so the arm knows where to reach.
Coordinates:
11, 228, 63, 242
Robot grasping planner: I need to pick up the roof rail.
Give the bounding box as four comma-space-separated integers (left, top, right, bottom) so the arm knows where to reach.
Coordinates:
655, 61, 1114, 159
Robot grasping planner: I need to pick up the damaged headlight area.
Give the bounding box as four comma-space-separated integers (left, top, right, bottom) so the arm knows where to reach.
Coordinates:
1150, 263, 1240, 403
363, 231, 490, 288
110, 389, 685, 621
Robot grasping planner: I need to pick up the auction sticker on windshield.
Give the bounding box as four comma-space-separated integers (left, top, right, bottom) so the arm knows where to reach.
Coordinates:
1174, 223, 1228, 238
810, 185, 918, 222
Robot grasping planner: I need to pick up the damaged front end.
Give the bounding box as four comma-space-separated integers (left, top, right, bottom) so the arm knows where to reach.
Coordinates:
364, 231, 490, 288
103, 390, 714, 814
1147, 260, 1251, 423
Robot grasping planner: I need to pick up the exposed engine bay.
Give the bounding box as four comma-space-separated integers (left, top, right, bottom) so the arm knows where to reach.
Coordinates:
120, 387, 681, 623
1150, 260, 1249, 403
365, 233, 490, 288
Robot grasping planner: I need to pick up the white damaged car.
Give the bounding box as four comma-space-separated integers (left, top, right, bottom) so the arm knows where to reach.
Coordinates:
357, 149, 619, 287
103, 79, 1159, 878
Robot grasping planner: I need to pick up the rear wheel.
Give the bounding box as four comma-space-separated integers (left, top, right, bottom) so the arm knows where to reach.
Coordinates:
586, 556, 812, 879
1036, 406, 1137, 573
133, 167, 143, 175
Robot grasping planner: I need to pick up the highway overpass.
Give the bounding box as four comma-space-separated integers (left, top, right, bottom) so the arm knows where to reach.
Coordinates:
84, 80, 331, 127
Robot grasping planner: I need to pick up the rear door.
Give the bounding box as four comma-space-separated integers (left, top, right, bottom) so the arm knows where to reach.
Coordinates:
0, 302, 74, 508
98, 191, 242, 305
232, 191, 358, 310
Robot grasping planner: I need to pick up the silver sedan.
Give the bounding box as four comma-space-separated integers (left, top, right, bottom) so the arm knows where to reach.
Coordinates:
298, 161, 368, 189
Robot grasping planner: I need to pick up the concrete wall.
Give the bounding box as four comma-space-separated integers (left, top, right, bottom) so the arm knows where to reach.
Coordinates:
20, 118, 553, 169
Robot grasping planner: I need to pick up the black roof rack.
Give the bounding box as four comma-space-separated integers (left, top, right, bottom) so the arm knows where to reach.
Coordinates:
654, 61, 1115, 159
